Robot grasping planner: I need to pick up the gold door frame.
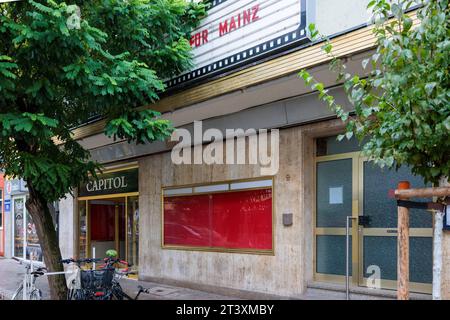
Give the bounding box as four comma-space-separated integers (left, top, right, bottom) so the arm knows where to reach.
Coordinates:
77, 193, 139, 260
357, 157, 432, 294
313, 151, 360, 285
314, 150, 433, 294
77, 163, 139, 261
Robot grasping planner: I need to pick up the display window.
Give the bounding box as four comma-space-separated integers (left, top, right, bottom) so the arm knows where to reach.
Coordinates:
162, 178, 274, 254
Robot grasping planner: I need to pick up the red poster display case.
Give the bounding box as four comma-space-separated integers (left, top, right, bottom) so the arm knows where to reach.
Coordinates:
163, 180, 273, 253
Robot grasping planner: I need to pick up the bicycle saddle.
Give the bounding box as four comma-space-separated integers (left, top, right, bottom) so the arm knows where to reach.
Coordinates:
31, 267, 47, 276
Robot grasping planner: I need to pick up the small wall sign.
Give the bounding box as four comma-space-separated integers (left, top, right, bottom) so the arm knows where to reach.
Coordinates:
4, 199, 11, 213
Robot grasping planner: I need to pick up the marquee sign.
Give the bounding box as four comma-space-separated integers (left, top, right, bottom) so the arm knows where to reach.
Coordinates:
167, 0, 308, 88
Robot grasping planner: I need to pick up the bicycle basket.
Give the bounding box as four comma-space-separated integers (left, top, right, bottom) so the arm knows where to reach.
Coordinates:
80, 268, 115, 290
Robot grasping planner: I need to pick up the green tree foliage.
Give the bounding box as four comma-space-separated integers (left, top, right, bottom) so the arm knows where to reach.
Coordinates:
299, 0, 449, 185
0, 0, 205, 299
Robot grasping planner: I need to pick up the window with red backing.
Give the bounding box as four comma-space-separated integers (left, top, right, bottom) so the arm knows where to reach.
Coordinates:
90, 203, 125, 241
163, 179, 273, 252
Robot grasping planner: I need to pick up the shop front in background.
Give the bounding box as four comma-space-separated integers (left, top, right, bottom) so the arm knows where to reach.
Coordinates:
0, 175, 4, 256
12, 196, 42, 262
77, 166, 139, 271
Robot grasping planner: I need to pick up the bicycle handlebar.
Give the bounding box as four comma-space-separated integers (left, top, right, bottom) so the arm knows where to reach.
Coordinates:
60, 258, 102, 265
102, 258, 132, 267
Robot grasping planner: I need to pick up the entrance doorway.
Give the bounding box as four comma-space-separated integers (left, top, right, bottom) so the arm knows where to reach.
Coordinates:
78, 195, 139, 271
77, 166, 139, 272
314, 136, 432, 294
89, 198, 126, 260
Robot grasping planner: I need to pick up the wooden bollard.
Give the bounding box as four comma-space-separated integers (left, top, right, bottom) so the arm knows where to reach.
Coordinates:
397, 181, 410, 300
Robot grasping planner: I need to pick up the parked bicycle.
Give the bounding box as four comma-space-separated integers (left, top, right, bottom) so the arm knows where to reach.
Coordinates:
101, 257, 148, 300
61, 258, 105, 300
11, 257, 46, 300
11, 257, 72, 300
61, 255, 150, 300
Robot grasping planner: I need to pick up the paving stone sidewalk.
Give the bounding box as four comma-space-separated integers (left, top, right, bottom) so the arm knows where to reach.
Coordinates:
0, 257, 237, 300
2, 257, 419, 300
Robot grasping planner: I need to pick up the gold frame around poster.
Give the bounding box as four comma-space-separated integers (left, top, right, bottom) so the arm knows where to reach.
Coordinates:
161, 176, 275, 256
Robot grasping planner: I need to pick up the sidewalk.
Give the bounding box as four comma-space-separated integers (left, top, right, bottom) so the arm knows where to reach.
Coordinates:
2, 257, 421, 300
0, 257, 237, 300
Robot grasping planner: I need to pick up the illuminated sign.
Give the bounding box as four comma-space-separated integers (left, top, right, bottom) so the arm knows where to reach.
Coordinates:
168, 0, 308, 88
78, 169, 138, 197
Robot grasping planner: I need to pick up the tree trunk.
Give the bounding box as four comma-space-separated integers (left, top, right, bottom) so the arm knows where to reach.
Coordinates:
25, 182, 67, 300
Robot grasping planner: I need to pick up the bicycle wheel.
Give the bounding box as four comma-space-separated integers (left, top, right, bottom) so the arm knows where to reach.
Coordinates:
72, 289, 87, 300
11, 285, 23, 300
30, 289, 42, 300
111, 284, 134, 300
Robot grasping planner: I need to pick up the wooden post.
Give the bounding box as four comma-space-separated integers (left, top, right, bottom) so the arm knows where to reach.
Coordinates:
397, 181, 410, 300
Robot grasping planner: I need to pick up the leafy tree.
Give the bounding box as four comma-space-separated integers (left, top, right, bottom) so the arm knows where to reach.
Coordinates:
299, 0, 449, 185
0, 0, 205, 299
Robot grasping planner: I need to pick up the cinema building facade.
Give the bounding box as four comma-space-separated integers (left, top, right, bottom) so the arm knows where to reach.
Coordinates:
51, 0, 449, 299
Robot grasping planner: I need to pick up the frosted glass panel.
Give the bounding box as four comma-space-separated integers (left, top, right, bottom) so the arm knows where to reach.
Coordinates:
363, 236, 432, 284
363, 163, 432, 228
316, 235, 352, 276
316, 160, 352, 228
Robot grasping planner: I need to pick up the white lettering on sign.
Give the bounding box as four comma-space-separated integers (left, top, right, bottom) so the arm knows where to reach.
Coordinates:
169, 0, 307, 87
86, 176, 128, 192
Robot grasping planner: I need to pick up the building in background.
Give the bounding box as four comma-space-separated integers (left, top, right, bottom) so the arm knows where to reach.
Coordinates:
2, 178, 48, 263
52, 0, 447, 299
0, 173, 4, 256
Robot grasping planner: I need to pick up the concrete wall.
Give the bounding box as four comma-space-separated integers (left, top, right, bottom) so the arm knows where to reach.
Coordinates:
138, 127, 306, 297
137, 119, 345, 297
313, 0, 371, 36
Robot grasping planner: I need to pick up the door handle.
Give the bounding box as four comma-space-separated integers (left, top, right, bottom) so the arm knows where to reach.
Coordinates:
358, 215, 371, 227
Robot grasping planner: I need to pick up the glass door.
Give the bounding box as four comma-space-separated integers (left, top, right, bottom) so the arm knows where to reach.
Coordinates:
315, 153, 359, 284
78, 195, 139, 272
359, 161, 433, 293
13, 197, 25, 259
88, 198, 125, 260
127, 196, 139, 273
314, 136, 433, 294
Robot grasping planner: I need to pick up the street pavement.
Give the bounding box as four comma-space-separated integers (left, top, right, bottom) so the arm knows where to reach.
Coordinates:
2, 257, 423, 300
0, 257, 237, 300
